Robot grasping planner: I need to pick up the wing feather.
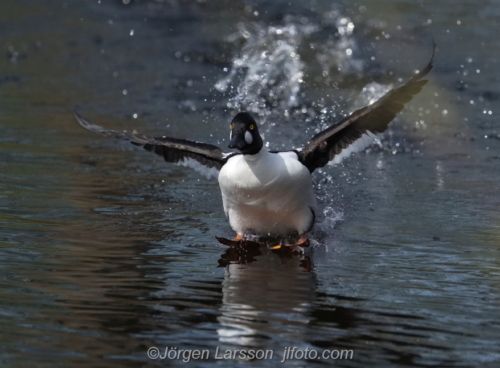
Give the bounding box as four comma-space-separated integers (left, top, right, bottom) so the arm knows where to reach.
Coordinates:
73, 111, 234, 178
298, 43, 435, 172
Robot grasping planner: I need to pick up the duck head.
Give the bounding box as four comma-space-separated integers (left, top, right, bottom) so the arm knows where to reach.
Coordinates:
228, 112, 263, 155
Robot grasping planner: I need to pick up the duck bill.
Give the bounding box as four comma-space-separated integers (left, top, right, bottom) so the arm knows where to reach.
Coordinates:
228, 133, 246, 150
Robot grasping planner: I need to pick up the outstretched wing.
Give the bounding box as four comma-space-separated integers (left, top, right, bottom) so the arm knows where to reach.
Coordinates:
298, 43, 435, 173
73, 112, 235, 179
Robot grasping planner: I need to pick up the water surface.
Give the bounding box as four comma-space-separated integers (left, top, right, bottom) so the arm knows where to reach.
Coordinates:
1, 0, 500, 367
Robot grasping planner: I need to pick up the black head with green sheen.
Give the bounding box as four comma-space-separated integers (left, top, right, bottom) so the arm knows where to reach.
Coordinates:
228, 112, 263, 155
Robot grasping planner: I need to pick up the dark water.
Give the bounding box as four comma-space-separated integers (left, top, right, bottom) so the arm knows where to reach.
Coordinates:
1, 0, 500, 367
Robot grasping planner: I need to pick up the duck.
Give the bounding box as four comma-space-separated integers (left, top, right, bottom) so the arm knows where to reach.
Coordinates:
73, 45, 434, 250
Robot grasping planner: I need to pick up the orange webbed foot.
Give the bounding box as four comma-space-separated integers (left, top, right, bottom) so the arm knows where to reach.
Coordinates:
215, 234, 260, 248
270, 235, 310, 252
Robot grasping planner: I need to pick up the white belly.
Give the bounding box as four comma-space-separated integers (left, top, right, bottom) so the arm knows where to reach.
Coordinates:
218, 150, 317, 236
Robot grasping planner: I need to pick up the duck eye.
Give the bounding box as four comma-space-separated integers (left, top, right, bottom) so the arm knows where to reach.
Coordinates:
249, 125, 254, 130
229, 124, 233, 130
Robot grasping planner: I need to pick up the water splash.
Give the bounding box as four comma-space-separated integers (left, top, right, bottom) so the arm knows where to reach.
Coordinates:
353, 82, 393, 109
215, 9, 368, 120
215, 11, 394, 160
315, 10, 364, 83
319, 206, 344, 232
310, 206, 344, 249
215, 21, 317, 115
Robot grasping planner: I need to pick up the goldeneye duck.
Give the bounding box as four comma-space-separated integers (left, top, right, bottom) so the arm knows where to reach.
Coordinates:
73, 45, 434, 249
219, 112, 317, 247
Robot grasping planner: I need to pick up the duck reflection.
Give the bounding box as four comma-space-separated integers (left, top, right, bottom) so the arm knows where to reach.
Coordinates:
216, 246, 316, 347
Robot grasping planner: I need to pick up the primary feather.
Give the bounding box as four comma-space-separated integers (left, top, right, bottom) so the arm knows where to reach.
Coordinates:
298, 43, 435, 173
73, 111, 234, 179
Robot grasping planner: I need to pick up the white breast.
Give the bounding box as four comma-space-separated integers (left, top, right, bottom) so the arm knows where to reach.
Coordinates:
218, 150, 317, 236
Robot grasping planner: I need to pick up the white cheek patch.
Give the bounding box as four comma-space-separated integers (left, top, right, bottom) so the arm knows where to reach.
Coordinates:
245, 131, 253, 145
230, 130, 233, 140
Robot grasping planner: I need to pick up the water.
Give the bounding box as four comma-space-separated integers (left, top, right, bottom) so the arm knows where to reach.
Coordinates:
1, 0, 500, 367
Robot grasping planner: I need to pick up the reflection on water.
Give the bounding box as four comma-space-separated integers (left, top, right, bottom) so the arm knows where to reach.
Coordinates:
1, 0, 500, 367
218, 248, 314, 348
